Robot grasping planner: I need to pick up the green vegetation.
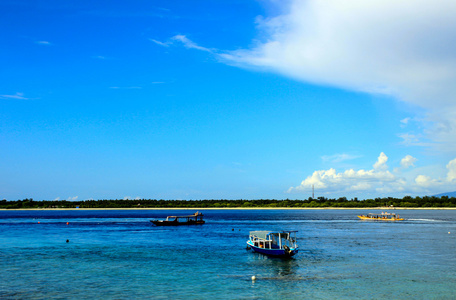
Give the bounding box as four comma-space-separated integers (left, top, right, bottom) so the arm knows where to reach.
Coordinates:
1, 196, 456, 209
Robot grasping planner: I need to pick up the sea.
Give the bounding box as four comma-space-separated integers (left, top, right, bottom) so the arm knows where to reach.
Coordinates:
0, 209, 455, 299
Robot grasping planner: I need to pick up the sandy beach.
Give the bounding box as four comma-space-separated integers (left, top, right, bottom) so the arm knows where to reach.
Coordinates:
1, 207, 455, 211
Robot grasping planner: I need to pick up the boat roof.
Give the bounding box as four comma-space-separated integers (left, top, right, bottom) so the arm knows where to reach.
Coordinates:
249, 230, 297, 235
166, 212, 203, 218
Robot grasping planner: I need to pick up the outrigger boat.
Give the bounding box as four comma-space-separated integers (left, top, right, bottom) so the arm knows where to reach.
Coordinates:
150, 211, 205, 226
358, 212, 404, 221
246, 231, 298, 257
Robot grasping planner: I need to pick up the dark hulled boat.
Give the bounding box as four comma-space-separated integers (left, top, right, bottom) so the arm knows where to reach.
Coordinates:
150, 211, 205, 226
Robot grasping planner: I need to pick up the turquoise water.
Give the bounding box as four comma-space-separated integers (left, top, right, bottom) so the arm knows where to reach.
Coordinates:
1, 209, 455, 299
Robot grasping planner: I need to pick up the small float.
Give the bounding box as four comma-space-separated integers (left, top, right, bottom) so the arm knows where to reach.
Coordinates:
246, 230, 298, 257
150, 211, 205, 226
358, 212, 404, 221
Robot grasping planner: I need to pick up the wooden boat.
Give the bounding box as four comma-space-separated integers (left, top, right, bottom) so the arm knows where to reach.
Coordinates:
358, 212, 404, 221
150, 211, 205, 226
246, 230, 298, 257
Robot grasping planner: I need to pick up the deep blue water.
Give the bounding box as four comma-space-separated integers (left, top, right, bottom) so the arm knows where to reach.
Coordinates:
1, 209, 455, 299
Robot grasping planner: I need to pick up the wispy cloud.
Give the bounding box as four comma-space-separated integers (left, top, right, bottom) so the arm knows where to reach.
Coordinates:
321, 153, 360, 163
150, 39, 171, 47
288, 153, 456, 197
151, 35, 213, 52
0, 93, 30, 100
171, 35, 212, 52
110, 86, 142, 89
36, 41, 51, 45
400, 118, 411, 127
67, 196, 78, 201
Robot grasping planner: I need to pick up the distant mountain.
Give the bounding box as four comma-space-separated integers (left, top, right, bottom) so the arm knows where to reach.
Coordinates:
433, 191, 456, 197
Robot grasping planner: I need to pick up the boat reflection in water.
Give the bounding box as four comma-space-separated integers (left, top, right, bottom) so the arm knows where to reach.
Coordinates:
247, 231, 298, 258
150, 211, 205, 226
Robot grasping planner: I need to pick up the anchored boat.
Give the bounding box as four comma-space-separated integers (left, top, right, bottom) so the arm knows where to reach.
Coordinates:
358, 212, 404, 221
150, 211, 205, 226
246, 230, 298, 257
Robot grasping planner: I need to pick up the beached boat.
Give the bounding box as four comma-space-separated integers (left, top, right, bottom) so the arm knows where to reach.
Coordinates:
358, 212, 404, 221
246, 230, 298, 257
150, 211, 205, 226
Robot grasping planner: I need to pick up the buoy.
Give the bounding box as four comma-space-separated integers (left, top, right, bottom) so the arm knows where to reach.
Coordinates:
38, 222, 40, 224
449, 232, 451, 234
66, 239, 69, 243
66, 222, 69, 225
251, 276, 256, 281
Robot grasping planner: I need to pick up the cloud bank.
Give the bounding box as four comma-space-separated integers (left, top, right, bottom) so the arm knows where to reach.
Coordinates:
220, 0, 456, 153
288, 153, 456, 197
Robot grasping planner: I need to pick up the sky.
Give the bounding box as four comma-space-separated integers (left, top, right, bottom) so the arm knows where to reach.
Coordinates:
1, 0, 456, 201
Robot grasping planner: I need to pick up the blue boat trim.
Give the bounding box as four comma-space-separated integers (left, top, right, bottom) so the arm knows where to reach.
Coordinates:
247, 230, 299, 257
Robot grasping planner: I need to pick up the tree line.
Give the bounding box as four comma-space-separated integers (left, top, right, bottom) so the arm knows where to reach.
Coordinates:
1, 195, 456, 209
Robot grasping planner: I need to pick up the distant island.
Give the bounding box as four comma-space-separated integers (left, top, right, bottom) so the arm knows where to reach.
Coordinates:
1, 196, 456, 209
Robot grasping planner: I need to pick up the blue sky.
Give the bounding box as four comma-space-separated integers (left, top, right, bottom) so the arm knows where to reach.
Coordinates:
2, 0, 456, 201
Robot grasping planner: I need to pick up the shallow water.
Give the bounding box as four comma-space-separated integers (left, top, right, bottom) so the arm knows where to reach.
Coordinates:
1, 209, 455, 299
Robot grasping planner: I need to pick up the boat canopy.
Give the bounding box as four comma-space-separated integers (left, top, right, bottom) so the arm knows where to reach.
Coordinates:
367, 212, 397, 216
249, 231, 297, 240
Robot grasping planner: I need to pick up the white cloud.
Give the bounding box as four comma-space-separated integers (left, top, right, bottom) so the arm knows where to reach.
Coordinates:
219, 0, 456, 154
288, 153, 456, 197
401, 155, 417, 169
410, 158, 456, 190
288, 153, 397, 194
447, 158, 456, 182
67, 196, 78, 201
373, 152, 388, 170
415, 175, 438, 188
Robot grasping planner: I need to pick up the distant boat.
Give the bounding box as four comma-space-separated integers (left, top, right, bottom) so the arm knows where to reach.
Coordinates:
150, 211, 205, 226
358, 212, 404, 221
246, 230, 298, 257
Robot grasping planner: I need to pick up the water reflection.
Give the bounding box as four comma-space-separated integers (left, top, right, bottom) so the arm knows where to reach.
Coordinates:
247, 252, 300, 280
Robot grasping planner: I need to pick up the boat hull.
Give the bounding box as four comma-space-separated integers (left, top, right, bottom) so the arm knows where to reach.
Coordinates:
151, 220, 205, 226
247, 241, 298, 257
357, 216, 404, 221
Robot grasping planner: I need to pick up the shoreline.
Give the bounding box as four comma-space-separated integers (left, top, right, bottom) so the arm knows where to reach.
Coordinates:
1, 207, 456, 211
